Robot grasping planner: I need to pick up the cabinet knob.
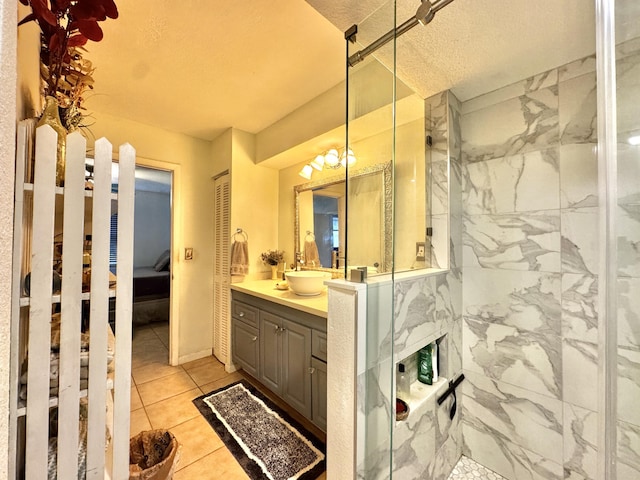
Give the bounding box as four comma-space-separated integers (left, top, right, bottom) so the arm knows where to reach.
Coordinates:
238, 311, 245, 317
274, 325, 279, 333
251, 336, 257, 342
280, 326, 286, 332
308, 367, 316, 375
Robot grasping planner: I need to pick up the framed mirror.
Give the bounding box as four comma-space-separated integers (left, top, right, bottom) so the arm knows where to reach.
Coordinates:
294, 161, 392, 275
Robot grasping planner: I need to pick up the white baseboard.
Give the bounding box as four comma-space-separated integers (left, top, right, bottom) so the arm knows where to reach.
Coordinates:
177, 348, 213, 365
211, 352, 238, 373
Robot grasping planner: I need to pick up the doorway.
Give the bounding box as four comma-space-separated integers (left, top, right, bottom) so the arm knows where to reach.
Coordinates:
129, 165, 173, 366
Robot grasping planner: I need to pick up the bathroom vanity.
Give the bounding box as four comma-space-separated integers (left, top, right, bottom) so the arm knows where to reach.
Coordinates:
230, 280, 328, 431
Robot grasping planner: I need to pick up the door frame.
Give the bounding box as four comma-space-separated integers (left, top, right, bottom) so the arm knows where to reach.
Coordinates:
134, 157, 182, 366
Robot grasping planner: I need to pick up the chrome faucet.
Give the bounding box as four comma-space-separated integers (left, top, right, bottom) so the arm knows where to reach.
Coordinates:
295, 252, 305, 271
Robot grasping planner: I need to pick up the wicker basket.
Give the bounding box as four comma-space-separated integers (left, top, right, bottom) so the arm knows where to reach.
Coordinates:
129, 430, 180, 480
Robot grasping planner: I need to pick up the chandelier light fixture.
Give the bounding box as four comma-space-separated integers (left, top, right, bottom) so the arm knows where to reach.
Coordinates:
298, 147, 356, 179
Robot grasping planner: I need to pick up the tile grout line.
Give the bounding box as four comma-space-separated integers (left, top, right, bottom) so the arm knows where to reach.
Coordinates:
130, 328, 251, 478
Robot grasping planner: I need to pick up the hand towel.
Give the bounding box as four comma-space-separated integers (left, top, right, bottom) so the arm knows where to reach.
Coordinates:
304, 240, 321, 268
230, 239, 249, 276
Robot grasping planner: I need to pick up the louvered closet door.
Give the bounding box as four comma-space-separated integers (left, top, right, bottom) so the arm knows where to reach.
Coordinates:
213, 174, 231, 365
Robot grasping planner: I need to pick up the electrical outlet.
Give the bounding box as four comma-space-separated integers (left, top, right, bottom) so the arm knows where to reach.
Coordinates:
416, 242, 425, 261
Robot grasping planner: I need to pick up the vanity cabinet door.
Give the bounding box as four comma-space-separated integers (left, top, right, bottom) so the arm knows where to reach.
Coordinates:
281, 319, 312, 419
311, 356, 327, 432
259, 312, 282, 394
231, 319, 259, 378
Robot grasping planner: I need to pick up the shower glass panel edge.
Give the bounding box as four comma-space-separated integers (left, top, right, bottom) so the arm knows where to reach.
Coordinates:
595, 0, 618, 477
611, 0, 640, 479
346, 1, 397, 479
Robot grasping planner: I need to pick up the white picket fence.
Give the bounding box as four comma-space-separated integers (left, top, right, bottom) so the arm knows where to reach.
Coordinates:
10, 122, 135, 479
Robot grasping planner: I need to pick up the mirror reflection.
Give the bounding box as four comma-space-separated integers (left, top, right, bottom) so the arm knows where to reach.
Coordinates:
295, 162, 392, 275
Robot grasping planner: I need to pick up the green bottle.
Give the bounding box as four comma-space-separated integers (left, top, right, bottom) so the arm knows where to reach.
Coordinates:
418, 344, 433, 385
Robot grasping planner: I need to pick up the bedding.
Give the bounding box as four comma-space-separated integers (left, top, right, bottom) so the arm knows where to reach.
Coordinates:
133, 267, 170, 299
133, 266, 170, 325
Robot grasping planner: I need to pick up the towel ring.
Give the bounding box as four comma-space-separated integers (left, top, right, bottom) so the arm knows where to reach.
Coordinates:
305, 231, 315, 241
234, 228, 248, 242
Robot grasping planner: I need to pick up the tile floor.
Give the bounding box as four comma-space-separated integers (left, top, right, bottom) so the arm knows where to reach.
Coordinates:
447, 455, 506, 480
131, 325, 508, 480
130, 323, 326, 479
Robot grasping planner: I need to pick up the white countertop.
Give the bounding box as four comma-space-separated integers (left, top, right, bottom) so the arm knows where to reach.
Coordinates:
230, 279, 328, 318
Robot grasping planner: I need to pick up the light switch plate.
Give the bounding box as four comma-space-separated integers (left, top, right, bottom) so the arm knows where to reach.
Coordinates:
185, 247, 193, 260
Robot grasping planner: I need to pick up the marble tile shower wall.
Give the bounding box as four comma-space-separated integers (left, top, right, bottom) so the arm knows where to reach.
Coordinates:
391, 91, 464, 480
356, 90, 464, 480
460, 39, 640, 480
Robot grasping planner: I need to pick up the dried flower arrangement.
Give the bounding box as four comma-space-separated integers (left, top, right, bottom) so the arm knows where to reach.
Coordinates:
19, 0, 119, 131
260, 250, 285, 266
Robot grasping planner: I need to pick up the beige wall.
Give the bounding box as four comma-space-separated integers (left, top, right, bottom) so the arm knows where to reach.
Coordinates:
393, 118, 427, 270
256, 82, 345, 165
211, 128, 232, 176
230, 129, 280, 281
16, 3, 40, 120
88, 111, 217, 362
278, 117, 425, 273
255, 61, 418, 170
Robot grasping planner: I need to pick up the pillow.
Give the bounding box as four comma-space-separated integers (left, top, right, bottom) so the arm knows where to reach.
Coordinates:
153, 249, 171, 272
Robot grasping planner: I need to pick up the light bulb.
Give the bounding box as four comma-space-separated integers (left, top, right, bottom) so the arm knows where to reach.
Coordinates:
340, 148, 356, 167
298, 164, 313, 180
629, 135, 640, 146
324, 149, 340, 167
311, 154, 325, 171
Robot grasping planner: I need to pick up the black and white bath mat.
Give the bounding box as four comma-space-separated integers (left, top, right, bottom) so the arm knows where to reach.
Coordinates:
193, 380, 325, 480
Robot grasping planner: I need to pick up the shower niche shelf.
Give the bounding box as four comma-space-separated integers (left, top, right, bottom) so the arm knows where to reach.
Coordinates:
396, 377, 448, 422
395, 333, 448, 421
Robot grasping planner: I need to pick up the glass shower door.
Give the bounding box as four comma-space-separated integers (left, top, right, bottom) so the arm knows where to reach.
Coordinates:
346, 2, 397, 479
613, 0, 640, 477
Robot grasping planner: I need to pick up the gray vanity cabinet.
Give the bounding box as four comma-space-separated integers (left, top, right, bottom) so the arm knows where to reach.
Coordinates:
311, 356, 327, 431
259, 312, 313, 419
281, 319, 312, 418
231, 319, 259, 378
259, 312, 283, 393
231, 301, 260, 378
231, 291, 326, 430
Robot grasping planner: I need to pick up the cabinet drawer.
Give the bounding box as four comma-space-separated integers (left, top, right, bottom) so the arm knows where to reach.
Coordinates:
232, 300, 259, 328
311, 330, 327, 362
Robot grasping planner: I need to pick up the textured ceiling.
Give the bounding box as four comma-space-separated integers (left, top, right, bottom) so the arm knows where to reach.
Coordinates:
85, 0, 598, 145
86, 0, 345, 141
309, 0, 596, 101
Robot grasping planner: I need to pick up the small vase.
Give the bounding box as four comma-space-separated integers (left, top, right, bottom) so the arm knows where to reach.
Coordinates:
37, 96, 67, 187
271, 265, 279, 280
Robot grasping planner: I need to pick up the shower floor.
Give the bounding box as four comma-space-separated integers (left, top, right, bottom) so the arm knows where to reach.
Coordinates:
447, 455, 506, 480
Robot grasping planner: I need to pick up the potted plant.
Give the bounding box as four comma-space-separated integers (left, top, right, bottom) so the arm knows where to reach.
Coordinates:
260, 249, 284, 266
19, 0, 119, 132
261, 250, 285, 280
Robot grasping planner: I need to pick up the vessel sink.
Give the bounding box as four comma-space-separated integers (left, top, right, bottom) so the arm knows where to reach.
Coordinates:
285, 271, 331, 296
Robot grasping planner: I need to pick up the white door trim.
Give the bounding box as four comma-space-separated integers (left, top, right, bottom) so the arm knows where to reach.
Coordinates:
134, 157, 182, 367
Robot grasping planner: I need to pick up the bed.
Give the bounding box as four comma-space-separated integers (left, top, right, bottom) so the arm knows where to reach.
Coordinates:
132, 250, 170, 325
